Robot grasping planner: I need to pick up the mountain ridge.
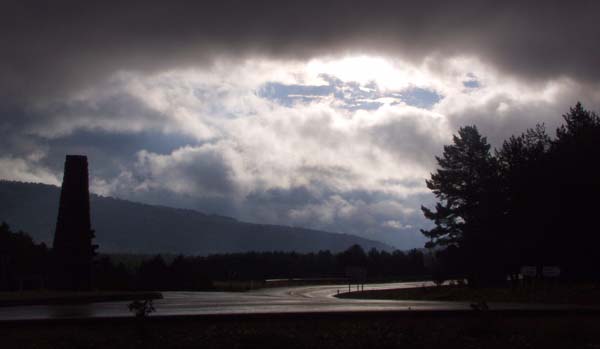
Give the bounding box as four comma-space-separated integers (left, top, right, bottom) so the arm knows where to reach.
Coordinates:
0, 180, 393, 255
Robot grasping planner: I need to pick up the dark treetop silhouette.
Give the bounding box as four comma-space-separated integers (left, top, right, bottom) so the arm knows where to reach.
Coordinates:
52, 155, 97, 290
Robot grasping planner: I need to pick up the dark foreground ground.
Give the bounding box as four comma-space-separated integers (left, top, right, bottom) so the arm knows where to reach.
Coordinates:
338, 284, 600, 305
1, 311, 600, 349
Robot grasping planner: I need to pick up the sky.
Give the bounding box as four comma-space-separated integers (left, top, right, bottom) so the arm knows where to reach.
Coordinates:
1, 1, 600, 249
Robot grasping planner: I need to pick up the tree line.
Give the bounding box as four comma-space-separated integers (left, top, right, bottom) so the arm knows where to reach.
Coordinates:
96, 245, 426, 291
422, 103, 600, 285
0, 222, 426, 291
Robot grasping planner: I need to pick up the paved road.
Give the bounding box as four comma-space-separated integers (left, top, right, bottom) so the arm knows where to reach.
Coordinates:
0, 281, 573, 321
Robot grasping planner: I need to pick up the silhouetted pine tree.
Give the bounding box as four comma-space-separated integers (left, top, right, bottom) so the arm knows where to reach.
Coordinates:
496, 124, 552, 270
547, 102, 600, 280
421, 126, 504, 285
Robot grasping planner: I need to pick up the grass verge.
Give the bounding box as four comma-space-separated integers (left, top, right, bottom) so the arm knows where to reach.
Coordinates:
336, 284, 600, 305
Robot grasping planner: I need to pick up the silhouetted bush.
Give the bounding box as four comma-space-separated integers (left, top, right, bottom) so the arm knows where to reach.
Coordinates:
0, 222, 50, 290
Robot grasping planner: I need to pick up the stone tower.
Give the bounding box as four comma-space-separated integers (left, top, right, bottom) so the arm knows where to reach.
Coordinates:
52, 155, 97, 290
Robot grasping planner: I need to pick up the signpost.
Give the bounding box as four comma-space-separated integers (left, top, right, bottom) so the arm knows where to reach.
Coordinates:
345, 266, 367, 292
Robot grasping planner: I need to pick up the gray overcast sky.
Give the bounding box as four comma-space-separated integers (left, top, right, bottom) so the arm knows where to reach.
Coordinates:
1, 0, 600, 248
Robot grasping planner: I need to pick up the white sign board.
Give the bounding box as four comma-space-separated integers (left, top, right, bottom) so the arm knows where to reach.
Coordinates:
542, 266, 560, 278
520, 266, 537, 277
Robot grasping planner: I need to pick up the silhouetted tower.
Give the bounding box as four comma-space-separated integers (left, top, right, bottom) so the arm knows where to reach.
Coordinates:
52, 155, 97, 290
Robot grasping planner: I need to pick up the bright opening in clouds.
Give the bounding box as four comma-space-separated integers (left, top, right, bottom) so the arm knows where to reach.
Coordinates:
2, 1, 600, 249
307, 56, 412, 88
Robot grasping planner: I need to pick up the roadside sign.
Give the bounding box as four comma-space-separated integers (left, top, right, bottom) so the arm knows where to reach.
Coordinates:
542, 266, 560, 278
520, 266, 537, 277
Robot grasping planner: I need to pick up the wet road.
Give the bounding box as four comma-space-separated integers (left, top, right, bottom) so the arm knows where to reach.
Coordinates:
0, 281, 572, 321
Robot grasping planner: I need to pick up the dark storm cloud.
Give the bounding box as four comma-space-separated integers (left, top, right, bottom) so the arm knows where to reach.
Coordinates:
43, 130, 199, 178
2, 0, 599, 101
48, 131, 198, 158
135, 146, 238, 198
0, 129, 198, 182
0, 86, 170, 139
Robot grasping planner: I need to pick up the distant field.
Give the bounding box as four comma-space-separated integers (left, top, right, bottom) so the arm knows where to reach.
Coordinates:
337, 284, 600, 305
1, 311, 599, 348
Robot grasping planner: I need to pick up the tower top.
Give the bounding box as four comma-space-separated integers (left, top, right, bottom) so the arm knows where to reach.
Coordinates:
65, 154, 88, 161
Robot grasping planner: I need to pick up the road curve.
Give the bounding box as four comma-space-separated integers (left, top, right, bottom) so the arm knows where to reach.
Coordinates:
0, 281, 574, 321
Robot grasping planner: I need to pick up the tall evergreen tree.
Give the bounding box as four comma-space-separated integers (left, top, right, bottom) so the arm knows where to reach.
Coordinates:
556, 102, 600, 141
421, 126, 503, 284
496, 124, 552, 268
547, 102, 600, 279
421, 126, 497, 246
